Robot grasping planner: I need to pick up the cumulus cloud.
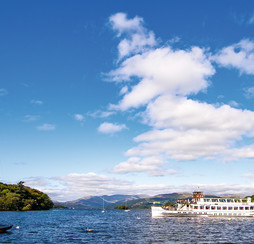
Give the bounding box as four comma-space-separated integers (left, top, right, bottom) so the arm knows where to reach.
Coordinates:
109, 12, 144, 35
25, 172, 254, 201
106, 13, 254, 175
109, 47, 214, 111
109, 13, 157, 59
32, 172, 140, 201
74, 114, 84, 121
124, 95, 254, 161
25, 177, 49, 187
98, 122, 127, 134
112, 156, 177, 176
242, 173, 254, 178
228, 100, 240, 108
36, 123, 56, 131
214, 39, 254, 75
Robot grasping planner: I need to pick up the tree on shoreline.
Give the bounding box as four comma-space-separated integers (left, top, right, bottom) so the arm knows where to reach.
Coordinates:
118, 205, 129, 210
0, 182, 53, 211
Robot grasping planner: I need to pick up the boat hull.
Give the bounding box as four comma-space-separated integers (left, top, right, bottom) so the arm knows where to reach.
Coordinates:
151, 207, 254, 218
0, 225, 13, 233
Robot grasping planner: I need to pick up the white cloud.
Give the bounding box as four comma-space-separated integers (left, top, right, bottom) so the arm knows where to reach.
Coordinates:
112, 156, 177, 176
242, 173, 254, 179
244, 86, 254, 98
36, 123, 56, 131
88, 110, 115, 118
0, 88, 8, 96
109, 13, 157, 59
74, 114, 84, 121
230, 145, 254, 160
124, 95, 254, 161
228, 100, 240, 108
117, 32, 156, 60
214, 39, 254, 75
109, 47, 214, 110
25, 172, 254, 201
109, 12, 144, 36
23, 115, 40, 122
25, 177, 49, 187
168, 36, 181, 44
98, 122, 127, 134
31, 99, 43, 105
107, 13, 254, 176
119, 86, 128, 95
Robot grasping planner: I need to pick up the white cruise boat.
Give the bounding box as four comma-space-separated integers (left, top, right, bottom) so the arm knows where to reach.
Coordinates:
152, 191, 254, 217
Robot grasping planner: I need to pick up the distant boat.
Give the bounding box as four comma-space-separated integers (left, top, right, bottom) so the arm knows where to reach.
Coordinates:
124, 200, 130, 212
86, 227, 94, 232
102, 198, 105, 213
0, 224, 13, 233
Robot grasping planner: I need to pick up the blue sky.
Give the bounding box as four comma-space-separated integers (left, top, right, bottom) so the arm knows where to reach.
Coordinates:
1, 0, 254, 201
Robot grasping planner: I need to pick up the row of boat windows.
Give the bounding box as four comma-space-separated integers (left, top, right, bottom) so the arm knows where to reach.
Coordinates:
193, 206, 253, 210
182, 212, 248, 216
203, 199, 246, 203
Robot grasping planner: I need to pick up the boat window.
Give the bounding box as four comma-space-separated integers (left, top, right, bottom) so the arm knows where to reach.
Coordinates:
240, 207, 244, 210
245, 207, 249, 210
223, 206, 227, 210
228, 207, 232, 210
194, 206, 198, 209
211, 206, 216, 210
234, 207, 238, 210
250, 207, 253, 210
205, 206, 210, 210
217, 206, 221, 210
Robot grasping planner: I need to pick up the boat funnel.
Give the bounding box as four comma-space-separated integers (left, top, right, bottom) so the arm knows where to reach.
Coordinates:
192, 191, 204, 202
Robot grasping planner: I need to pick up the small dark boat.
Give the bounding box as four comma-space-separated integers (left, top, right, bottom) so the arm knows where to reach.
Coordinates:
0, 225, 13, 233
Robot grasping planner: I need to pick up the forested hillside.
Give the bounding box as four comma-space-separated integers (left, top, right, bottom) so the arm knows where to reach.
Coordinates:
0, 181, 53, 211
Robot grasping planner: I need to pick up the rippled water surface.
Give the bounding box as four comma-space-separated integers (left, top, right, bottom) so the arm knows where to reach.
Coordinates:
1, 209, 254, 243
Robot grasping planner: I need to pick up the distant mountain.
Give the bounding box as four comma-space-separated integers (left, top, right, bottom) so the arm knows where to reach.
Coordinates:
55, 193, 193, 209
107, 193, 193, 209
55, 192, 242, 209
57, 194, 147, 209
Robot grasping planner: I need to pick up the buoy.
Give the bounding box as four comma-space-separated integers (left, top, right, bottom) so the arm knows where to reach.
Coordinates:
86, 227, 94, 232
16, 226, 20, 229
241, 228, 246, 231
228, 218, 231, 221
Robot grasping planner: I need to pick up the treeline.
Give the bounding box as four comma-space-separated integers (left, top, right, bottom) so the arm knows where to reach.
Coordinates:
0, 181, 53, 211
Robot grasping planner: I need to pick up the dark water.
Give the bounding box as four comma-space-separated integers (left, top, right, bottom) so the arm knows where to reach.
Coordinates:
1, 209, 254, 243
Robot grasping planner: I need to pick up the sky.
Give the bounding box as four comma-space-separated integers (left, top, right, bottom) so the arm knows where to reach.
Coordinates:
1, 0, 254, 201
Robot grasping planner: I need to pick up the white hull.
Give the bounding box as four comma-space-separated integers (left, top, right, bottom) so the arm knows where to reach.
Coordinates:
152, 206, 254, 218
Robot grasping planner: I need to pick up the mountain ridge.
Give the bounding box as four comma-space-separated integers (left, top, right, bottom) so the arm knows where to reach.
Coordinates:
55, 192, 248, 209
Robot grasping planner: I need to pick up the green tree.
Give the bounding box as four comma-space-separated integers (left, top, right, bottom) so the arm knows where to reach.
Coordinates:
118, 205, 129, 210
0, 182, 53, 211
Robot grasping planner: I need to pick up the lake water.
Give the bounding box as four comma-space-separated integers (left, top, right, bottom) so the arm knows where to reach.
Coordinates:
1, 209, 254, 243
